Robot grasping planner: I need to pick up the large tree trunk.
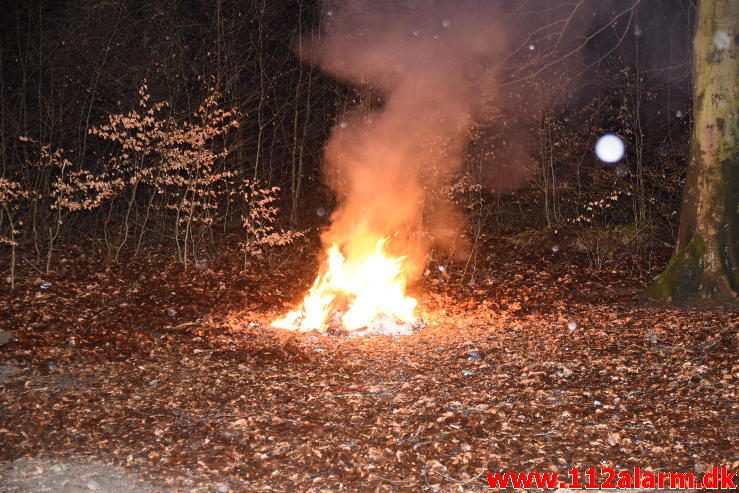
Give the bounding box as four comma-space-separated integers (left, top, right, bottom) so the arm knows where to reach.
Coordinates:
648, 0, 738, 302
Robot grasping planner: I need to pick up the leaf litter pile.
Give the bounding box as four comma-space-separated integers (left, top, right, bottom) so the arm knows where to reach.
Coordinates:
1, 234, 737, 492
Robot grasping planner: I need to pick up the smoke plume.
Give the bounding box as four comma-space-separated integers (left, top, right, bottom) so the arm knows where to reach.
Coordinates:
304, 0, 647, 277
306, 0, 515, 273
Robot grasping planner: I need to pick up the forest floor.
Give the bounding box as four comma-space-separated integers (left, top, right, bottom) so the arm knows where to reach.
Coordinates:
0, 230, 737, 492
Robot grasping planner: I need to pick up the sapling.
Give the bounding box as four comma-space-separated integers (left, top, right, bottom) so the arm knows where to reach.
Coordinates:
0, 177, 27, 289
241, 179, 302, 270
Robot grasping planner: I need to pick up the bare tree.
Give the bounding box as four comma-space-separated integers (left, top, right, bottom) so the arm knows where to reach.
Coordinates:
649, 0, 737, 301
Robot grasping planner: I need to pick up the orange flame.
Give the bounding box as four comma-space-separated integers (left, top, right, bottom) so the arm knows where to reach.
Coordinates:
272, 238, 417, 332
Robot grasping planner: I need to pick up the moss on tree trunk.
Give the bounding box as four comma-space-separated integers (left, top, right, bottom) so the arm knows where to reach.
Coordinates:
648, 0, 738, 302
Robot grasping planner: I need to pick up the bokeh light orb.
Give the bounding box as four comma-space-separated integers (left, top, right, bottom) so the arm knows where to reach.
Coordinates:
595, 133, 625, 163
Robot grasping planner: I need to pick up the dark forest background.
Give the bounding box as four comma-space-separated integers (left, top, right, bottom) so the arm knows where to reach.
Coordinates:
0, 0, 697, 281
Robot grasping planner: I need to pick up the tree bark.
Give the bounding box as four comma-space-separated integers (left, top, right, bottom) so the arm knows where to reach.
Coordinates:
648, 0, 738, 302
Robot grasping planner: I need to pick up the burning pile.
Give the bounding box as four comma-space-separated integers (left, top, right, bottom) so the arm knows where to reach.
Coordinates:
273, 237, 420, 334
272, 1, 511, 334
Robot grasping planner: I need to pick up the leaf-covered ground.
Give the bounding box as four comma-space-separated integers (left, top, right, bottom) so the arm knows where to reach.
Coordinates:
1, 233, 737, 491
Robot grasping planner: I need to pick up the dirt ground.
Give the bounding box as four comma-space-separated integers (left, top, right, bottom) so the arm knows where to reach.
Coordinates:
1, 234, 736, 491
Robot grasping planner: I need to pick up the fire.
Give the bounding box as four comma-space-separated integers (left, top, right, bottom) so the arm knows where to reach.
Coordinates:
272, 238, 418, 332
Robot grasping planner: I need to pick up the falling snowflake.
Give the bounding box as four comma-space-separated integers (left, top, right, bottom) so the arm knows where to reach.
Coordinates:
595, 133, 625, 163
713, 30, 731, 51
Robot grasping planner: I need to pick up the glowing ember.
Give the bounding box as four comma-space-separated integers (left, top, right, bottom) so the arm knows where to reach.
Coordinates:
272, 238, 418, 333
